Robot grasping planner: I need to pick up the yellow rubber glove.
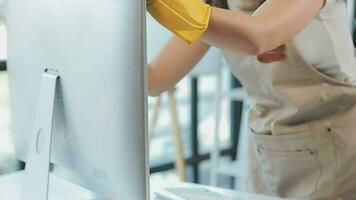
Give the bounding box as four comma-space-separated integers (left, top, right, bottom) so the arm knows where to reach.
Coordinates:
147, 0, 212, 43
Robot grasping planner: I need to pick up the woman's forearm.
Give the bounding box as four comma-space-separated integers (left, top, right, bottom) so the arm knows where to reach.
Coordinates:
202, 0, 326, 55
148, 37, 211, 96
203, 8, 261, 54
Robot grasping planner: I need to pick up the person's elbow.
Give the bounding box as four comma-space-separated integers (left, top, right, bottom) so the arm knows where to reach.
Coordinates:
244, 26, 281, 55
244, 36, 272, 55
226, 34, 271, 56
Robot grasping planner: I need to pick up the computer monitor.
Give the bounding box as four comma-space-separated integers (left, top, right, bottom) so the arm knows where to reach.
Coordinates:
5, 0, 149, 199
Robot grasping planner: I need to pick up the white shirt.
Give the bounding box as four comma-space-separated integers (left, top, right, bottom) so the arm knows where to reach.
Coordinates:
227, 0, 356, 84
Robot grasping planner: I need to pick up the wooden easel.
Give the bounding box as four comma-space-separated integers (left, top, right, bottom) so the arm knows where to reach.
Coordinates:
150, 90, 187, 181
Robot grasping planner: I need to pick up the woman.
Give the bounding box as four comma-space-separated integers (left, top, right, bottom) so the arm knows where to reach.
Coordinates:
147, 0, 356, 199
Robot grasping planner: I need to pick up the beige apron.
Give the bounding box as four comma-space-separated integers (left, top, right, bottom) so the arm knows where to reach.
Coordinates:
224, 43, 356, 199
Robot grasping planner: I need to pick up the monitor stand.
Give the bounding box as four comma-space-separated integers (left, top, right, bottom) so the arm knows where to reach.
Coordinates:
21, 69, 59, 200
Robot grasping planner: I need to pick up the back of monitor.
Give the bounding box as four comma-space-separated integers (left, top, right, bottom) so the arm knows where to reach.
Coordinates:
6, 0, 148, 199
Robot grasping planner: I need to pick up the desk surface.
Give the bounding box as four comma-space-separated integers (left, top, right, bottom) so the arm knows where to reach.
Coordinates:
0, 171, 287, 200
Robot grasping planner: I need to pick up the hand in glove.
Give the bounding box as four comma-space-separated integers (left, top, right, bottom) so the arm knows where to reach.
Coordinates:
147, 0, 211, 43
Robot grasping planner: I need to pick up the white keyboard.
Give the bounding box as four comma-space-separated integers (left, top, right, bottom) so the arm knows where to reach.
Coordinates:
155, 186, 243, 200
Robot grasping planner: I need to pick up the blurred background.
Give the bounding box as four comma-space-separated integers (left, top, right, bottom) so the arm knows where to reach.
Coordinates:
0, 1, 355, 190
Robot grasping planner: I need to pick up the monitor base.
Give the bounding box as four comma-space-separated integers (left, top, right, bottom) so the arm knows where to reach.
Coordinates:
0, 170, 95, 200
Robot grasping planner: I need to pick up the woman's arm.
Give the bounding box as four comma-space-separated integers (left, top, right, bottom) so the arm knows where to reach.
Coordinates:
148, 36, 211, 96
148, 36, 287, 96
202, 0, 326, 54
